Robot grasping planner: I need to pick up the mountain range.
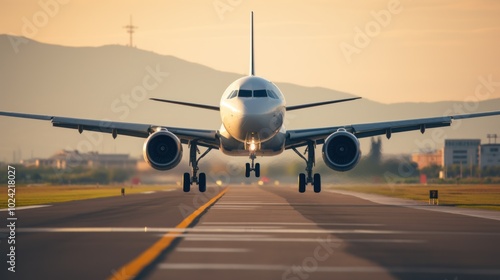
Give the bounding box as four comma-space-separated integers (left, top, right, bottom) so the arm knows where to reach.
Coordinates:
1, 34, 499, 164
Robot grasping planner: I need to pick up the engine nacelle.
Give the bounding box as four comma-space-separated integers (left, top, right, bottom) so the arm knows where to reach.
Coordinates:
322, 129, 361, 172
143, 129, 183, 171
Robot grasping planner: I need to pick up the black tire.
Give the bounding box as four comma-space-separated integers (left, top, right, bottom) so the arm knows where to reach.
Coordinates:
245, 163, 251, 178
198, 173, 206, 193
255, 163, 260, 177
313, 173, 321, 193
182, 172, 191, 192
298, 173, 306, 193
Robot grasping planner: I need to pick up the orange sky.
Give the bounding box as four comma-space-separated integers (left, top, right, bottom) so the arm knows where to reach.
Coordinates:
2, 0, 500, 103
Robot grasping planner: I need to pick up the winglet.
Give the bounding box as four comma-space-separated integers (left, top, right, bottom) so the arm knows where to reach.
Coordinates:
249, 11, 255, 76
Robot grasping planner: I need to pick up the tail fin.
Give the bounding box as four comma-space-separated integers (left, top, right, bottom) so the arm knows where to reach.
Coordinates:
249, 11, 255, 76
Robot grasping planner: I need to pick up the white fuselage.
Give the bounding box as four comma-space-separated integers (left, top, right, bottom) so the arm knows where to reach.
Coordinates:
219, 76, 286, 156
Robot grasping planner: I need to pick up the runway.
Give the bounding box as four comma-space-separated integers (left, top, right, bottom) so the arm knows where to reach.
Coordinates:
2, 185, 500, 280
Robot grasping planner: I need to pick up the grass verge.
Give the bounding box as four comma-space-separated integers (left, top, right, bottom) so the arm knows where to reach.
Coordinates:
329, 184, 500, 211
0, 185, 176, 209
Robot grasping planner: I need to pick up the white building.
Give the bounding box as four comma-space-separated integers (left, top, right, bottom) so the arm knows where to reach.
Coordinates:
443, 139, 480, 167
481, 144, 500, 167
22, 150, 137, 170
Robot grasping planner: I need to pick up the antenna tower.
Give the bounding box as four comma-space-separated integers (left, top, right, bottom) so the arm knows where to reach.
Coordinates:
124, 15, 138, 47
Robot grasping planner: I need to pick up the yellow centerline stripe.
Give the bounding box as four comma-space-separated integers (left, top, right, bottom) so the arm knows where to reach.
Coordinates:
109, 188, 228, 280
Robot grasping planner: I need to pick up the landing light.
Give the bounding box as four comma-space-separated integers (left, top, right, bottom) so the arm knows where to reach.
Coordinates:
249, 143, 256, 151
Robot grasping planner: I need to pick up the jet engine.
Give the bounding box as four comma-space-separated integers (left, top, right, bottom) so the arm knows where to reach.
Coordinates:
143, 129, 183, 171
322, 129, 361, 172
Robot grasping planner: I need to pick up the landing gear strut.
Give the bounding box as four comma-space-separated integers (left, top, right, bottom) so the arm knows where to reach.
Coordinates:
183, 141, 212, 193
245, 153, 260, 178
292, 141, 321, 193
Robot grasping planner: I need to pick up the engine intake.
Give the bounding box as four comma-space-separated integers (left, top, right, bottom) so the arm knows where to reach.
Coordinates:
143, 129, 183, 171
322, 129, 361, 172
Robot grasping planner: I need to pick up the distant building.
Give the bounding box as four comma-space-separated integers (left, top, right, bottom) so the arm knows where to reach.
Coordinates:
413, 138, 500, 178
22, 150, 137, 170
85, 152, 136, 169
412, 150, 443, 169
22, 158, 57, 168
481, 144, 500, 167
137, 159, 152, 172
443, 139, 480, 167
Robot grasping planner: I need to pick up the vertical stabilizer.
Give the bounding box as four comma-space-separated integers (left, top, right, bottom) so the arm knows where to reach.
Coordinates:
250, 11, 255, 76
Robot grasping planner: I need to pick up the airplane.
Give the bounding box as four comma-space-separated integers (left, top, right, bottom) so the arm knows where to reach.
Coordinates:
1, 12, 500, 193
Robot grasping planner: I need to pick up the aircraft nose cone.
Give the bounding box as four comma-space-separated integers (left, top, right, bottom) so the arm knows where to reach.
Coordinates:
233, 110, 283, 142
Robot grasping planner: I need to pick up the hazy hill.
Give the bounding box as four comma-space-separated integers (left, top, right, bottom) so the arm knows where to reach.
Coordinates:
1, 35, 499, 165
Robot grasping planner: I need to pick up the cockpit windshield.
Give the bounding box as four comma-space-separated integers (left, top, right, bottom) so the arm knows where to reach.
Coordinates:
227, 89, 279, 99
228, 90, 238, 99
253, 90, 267, 97
238, 89, 253, 97
267, 90, 279, 99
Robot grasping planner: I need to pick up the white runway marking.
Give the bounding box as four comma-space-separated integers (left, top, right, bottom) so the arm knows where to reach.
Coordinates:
196, 226, 285, 229
201, 222, 384, 227
0, 205, 51, 211
176, 247, 250, 253
330, 190, 500, 221
217, 202, 339, 206
211, 205, 260, 208
159, 263, 500, 275
5, 227, 499, 236
221, 196, 259, 198
141, 191, 156, 194
217, 202, 268, 204
184, 236, 425, 244
211, 206, 259, 210
210, 208, 257, 211
173, 234, 272, 239
160, 263, 290, 271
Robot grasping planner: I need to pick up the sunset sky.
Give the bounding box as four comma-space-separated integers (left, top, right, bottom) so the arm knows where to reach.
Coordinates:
2, 0, 500, 103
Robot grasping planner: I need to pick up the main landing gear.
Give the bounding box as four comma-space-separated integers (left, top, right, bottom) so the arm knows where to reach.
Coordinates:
292, 141, 321, 193
183, 141, 212, 193
245, 153, 260, 178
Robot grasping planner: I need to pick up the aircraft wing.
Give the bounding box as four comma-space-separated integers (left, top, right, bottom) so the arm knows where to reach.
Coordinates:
0, 111, 219, 148
285, 111, 500, 149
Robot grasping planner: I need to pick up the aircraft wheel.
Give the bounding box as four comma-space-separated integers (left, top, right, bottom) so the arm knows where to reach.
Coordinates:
245, 163, 251, 178
198, 173, 206, 192
182, 172, 191, 192
313, 173, 321, 193
298, 173, 306, 193
255, 163, 260, 177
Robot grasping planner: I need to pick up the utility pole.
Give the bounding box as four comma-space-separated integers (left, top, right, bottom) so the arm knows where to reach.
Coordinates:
487, 134, 498, 144
123, 15, 138, 47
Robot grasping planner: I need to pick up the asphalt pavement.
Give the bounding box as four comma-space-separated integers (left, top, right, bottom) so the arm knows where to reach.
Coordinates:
2, 185, 500, 280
